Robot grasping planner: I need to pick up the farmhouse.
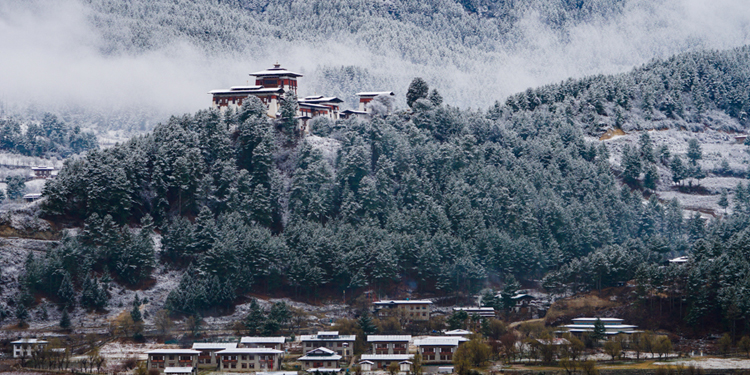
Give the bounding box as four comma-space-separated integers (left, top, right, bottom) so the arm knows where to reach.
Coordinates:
146, 349, 199, 374
191, 342, 237, 369
367, 335, 411, 354
215, 347, 283, 372
300, 331, 355, 359
11, 338, 48, 358
373, 300, 432, 321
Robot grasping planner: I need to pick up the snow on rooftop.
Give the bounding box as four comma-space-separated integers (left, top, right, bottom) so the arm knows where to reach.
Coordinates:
356, 91, 394, 97
366, 335, 411, 342
240, 337, 285, 344
373, 300, 433, 305
191, 342, 238, 350
414, 337, 466, 346
360, 354, 414, 361
216, 348, 283, 354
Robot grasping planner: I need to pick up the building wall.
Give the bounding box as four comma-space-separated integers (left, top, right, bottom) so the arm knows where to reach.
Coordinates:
302, 341, 353, 358
13, 343, 46, 358
376, 304, 430, 321
239, 343, 283, 351
371, 342, 408, 355
418, 346, 455, 363
148, 354, 197, 372
302, 358, 339, 369
218, 353, 280, 372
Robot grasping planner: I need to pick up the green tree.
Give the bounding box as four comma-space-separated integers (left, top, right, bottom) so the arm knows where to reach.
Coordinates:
244, 299, 265, 335
60, 308, 71, 329
670, 155, 687, 185
279, 90, 299, 140
406, 77, 429, 108
358, 311, 377, 335
718, 333, 732, 356
719, 189, 729, 212
447, 310, 468, 330
591, 318, 606, 343
686, 138, 702, 166
130, 294, 142, 323
5, 175, 26, 200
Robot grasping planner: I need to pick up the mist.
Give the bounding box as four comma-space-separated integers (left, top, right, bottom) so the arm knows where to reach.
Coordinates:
1, 0, 749, 132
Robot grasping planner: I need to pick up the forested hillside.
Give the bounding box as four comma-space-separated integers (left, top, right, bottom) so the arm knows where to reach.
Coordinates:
0, 113, 98, 158
3, 45, 745, 335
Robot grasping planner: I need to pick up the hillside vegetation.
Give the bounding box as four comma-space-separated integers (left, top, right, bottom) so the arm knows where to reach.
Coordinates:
0, 46, 744, 338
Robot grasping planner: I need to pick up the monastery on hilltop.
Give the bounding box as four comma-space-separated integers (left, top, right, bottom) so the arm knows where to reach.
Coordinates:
209, 63, 394, 123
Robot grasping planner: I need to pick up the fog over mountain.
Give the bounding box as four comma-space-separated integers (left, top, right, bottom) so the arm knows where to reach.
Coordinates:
1, 0, 749, 132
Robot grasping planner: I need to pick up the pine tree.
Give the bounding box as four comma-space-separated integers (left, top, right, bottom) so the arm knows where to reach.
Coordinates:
719, 189, 729, 212
592, 318, 606, 342
5, 175, 26, 200
670, 155, 687, 185
191, 206, 216, 255
358, 311, 377, 335
621, 144, 642, 185
644, 164, 659, 190
131, 294, 143, 323
15, 303, 28, 326
406, 78, 429, 108
279, 90, 299, 140
428, 89, 443, 107
57, 272, 76, 307
686, 138, 702, 166
60, 308, 71, 329
244, 299, 265, 335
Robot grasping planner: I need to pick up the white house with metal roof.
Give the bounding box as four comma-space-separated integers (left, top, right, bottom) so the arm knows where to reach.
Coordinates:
367, 335, 411, 354
298, 347, 342, 371
215, 347, 283, 372
373, 300, 432, 321
562, 317, 638, 336
11, 338, 48, 358
239, 336, 286, 350
360, 354, 414, 371
191, 342, 237, 368
146, 349, 200, 374
413, 337, 467, 364
300, 331, 355, 359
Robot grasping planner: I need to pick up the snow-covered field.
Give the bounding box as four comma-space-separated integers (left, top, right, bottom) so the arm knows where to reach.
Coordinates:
654, 357, 750, 369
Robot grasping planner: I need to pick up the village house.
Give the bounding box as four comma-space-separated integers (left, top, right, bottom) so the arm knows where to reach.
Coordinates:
31, 166, 55, 179
11, 338, 48, 358
367, 335, 411, 355
452, 307, 495, 318
300, 331, 355, 359
359, 354, 414, 371
413, 337, 467, 364
146, 349, 200, 374
191, 342, 237, 369
298, 347, 342, 371
373, 300, 432, 322
563, 317, 638, 336
215, 347, 283, 372
239, 336, 286, 351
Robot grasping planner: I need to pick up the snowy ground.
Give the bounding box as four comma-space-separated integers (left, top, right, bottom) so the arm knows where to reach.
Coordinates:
599, 127, 749, 216
653, 357, 750, 369
98, 342, 176, 361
